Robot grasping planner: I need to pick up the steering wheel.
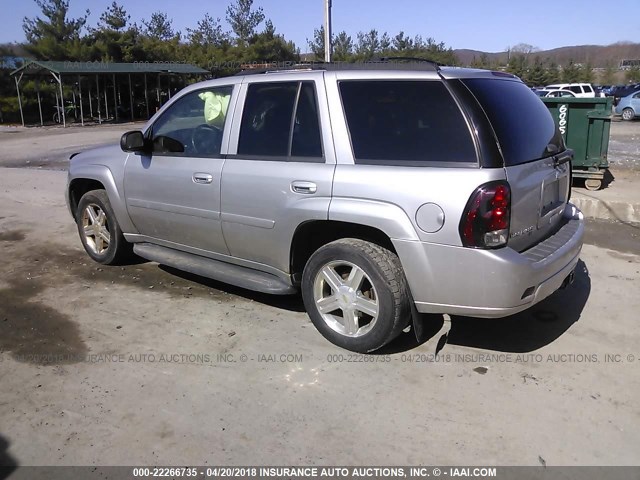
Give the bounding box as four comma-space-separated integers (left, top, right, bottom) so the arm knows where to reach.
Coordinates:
191, 124, 222, 155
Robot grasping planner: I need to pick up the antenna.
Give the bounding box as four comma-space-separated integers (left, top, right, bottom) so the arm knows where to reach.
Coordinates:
324, 0, 332, 63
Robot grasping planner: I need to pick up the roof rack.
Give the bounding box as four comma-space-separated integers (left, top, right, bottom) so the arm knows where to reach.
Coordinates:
235, 58, 442, 76
376, 56, 442, 68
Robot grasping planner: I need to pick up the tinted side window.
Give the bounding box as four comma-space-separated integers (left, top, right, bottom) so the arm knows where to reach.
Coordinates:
238, 82, 298, 157
339, 80, 476, 165
291, 83, 323, 157
152, 86, 232, 156
464, 78, 563, 166
570, 86, 582, 93
238, 82, 323, 160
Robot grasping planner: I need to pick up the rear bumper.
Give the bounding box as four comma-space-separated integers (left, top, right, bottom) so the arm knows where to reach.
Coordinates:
394, 203, 585, 318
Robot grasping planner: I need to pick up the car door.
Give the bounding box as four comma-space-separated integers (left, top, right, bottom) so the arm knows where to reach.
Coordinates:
124, 83, 237, 255
220, 76, 335, 274
631, 92, 640, 114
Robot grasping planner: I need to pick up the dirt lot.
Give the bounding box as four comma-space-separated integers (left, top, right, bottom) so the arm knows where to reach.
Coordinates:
0, 123, 143, 170
0, 123, 639, 468
608, 118, 640, 170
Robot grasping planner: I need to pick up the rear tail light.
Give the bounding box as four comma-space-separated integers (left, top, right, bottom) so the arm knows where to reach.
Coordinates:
459, 181, 511, 248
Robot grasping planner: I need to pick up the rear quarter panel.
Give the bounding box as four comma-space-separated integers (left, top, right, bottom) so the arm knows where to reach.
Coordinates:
330, 166, 505, 245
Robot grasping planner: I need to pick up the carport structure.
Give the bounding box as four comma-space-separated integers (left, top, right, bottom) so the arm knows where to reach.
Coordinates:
10, 60, 209, 127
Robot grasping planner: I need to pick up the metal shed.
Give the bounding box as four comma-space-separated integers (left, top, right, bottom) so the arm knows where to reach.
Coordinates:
10, 60, 209, 127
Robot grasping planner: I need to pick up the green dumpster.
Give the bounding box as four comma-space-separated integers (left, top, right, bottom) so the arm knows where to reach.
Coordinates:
542, 97, 612, 190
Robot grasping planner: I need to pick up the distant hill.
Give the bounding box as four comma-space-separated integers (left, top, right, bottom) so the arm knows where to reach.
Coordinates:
455, 42, 640, 67
454, 49, 507, 65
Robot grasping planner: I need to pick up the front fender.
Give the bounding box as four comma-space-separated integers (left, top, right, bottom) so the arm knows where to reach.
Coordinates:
67, 163, 138, 234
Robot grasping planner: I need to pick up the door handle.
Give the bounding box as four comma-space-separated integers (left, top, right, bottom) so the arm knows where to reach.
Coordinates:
193, 173, 213, 184
291, 181, 317, 194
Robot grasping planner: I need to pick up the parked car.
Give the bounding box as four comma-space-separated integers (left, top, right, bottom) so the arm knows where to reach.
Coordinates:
543, 89, 577, 98
614, 90, 640, 120
545, 83, 597, 98
592, 85, 603, 97
608, 83, 640, 105
66, 62, 585, 352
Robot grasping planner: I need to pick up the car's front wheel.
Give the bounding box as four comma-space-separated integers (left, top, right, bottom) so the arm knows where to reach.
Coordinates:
301, 239, 411, 352
622, 108, 635, 121
76, 189, 132, 265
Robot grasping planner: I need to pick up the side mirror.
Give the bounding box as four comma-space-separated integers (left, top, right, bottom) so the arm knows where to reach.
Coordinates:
120, 130, 148, 153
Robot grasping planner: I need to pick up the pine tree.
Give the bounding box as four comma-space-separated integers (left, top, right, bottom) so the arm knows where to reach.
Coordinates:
22, 0, 90, 60
226, 0, 264, 45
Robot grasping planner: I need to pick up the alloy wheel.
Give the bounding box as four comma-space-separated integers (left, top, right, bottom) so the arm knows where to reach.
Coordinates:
312, 260, 379, 337
81, 203, 111, 255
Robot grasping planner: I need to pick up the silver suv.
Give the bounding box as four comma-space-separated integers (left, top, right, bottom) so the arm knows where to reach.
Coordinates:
66, 62, 584, 352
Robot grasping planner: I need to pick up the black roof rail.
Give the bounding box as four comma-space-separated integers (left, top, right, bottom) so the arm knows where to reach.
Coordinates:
234, 62, 327, 76
375, 56, 442, 69
235, 58, 443, 76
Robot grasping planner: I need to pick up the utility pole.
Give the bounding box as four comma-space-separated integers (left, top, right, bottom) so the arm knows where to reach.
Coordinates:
324, 0, 332, 63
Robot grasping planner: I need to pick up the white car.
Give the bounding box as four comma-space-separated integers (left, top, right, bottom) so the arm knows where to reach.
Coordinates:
546, 83, 597, 98
543, 89, 577, 98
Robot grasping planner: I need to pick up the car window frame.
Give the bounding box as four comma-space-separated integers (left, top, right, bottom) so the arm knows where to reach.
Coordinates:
231, 79, 325, 163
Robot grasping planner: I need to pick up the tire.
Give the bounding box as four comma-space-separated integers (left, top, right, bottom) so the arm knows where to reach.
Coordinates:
622, 108, 635, 121
301, 238, 411, 352
76, 189, 132, 265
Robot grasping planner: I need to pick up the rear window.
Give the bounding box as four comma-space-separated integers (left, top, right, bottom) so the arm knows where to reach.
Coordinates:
463, 78, 563, 166
339, 80, 477, 166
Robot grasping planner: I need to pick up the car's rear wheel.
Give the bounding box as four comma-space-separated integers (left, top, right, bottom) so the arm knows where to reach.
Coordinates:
76, 189, 132, 265
622, 108, 635, 121
301, 239, 411, 352
622, 108, 636, 120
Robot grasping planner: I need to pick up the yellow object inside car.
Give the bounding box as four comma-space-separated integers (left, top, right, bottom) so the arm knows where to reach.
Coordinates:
199, 91, 230, 128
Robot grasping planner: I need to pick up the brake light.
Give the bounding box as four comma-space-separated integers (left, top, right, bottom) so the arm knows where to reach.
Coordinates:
459, 181, 511, 248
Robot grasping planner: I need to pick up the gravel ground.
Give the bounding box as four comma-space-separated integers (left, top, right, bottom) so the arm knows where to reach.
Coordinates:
608, 119, 640, 170
0, 122, 144, 170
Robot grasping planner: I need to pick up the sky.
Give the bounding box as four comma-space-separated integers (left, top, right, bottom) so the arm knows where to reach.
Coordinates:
0, 0, 639, 53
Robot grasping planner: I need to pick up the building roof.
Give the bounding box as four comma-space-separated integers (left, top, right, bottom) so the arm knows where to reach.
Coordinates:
11, 59, 208, 76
